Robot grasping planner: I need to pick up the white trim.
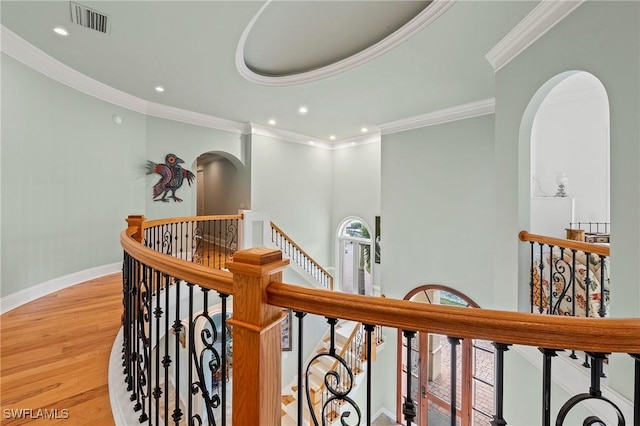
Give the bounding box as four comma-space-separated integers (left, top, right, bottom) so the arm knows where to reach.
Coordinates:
379, 98, 495, 135
514, 345, 633, 424
372, 407, 398, 424
145, 102, 247, 134
235, 0, 455, 87
0, 25, 247, 134
109, 328, 142, 426
0, 262, 120, 314
331, 132, 381, 150
250, 124, 333, 149
485, 0, 585, 72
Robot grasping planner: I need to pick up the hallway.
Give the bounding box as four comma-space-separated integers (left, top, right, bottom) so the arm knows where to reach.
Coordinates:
0, 274, 122, 425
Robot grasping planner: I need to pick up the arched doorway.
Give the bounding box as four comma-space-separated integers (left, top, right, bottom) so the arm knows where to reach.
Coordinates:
336, 217, 373, 295
193, 152, 250, 216
397, 286, 494, 426
528, 71, 610, 239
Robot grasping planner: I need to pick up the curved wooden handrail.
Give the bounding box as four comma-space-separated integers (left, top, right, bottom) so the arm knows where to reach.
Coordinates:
266, 282, 640, 354
270, 221, 334, 289
142, 214, 243, 230
519, 230, 610, 257
120, 228, 234, 295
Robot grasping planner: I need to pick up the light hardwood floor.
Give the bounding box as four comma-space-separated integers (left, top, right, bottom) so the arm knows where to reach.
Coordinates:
1, 273, 122, 425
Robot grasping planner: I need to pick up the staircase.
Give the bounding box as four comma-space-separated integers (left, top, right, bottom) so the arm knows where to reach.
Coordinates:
281, 320, 384, 425
270, 222, 334, 290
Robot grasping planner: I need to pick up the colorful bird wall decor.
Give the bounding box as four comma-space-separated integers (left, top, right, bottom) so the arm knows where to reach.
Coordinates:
146, 154, 195, 202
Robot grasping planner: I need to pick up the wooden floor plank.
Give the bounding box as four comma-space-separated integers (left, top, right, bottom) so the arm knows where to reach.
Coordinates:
0, 273, 122, 425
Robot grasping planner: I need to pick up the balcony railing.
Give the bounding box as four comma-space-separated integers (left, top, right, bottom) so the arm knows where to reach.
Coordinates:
121, 215, 640, 426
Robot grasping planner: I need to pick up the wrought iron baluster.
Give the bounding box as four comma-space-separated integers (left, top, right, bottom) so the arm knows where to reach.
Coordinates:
402, 330, 416, 426
295, 311, 306, 425
598, 255, 607, 318
187, 282, 194, 425
556, 352, 624, 426
364, 324, 375, 426
172, 280, 182, 425
163, 274, 171, 424
327, 317, 338, 355
448, 337, 461, 426
491, 343, 510, 426
137, 265, 151, 423
540, 348, 559, 426
220, 292, 229, 426
132, 259, 141, 411
530, 241, 534, 313
153, 269, 162, 426
548, 245, 554, 313
539, 243, 545, 314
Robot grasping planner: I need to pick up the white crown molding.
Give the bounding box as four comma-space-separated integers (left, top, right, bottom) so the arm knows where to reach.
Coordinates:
332, 132, 381, 150
379, 98, 495, 135
1, 25, 247, 134
1, 25, 148, 113
485, 0, 585, 72
250, 124, 333, 149
0, 262, 121, 314
236, 0, 456, 87
146, 103, 247, 134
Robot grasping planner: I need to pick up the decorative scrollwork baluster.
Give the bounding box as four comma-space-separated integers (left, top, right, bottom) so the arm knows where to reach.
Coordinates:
305, 351, 361, 426
551, 248, 573, 315
556, 353, 625, 426
189, 305, 221, 425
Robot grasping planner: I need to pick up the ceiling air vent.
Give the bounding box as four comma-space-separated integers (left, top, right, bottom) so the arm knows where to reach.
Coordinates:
70, 2, 110, 34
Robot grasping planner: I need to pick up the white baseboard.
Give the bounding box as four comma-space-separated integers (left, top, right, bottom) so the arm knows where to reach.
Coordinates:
0, 262, 121, 314
373, 407, 399, 424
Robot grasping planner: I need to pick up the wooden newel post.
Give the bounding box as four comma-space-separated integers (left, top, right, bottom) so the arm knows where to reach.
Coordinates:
125, 215, 146, 244
226, 248, 290, 426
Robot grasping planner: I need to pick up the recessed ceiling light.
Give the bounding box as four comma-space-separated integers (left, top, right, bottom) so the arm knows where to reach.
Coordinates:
155, 86, 165, 93
298, 106, 308, 114
351, 142, 357, 146
308, 141, 315, 145
329, 135, 336, 141
361, 127, 368, 133
53, 27, 68, 36
268, 119, 276, 125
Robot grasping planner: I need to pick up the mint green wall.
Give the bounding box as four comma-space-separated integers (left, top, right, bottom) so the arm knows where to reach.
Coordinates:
144, 117, 246, 220
377, 115, 495, 413
331, 142, 381, 286
0, 54, 146, 296
494, 0, 639, 403
250, 134, 333, 267
380, 115, 496, 304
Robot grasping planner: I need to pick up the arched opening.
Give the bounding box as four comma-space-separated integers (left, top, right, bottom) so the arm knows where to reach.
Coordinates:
528, 71, 610, 238
396, 286, 494, 426
193, 152, 250, 216
336, 217, 373, 295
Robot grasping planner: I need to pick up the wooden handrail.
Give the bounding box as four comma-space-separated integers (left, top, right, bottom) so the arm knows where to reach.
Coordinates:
519, 230, 610, 257
142, 214, 243, 230
120, 228, 234, 295
266, 282, 640, 354
270, 221, 334, 290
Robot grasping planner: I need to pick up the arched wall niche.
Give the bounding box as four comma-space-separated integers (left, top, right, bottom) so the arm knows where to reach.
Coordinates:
518, 70, 610, 308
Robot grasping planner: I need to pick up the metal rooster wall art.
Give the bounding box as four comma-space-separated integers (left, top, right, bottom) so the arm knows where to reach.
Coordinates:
146, 154, 195, 202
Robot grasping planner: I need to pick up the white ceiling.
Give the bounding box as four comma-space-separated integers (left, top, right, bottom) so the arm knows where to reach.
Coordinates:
0, 1, 538, 143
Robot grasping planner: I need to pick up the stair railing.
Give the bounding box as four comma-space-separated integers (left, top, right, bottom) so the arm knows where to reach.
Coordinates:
271, 221, 334, 290
121, 215, 640, 426
519, 230, 610, 319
